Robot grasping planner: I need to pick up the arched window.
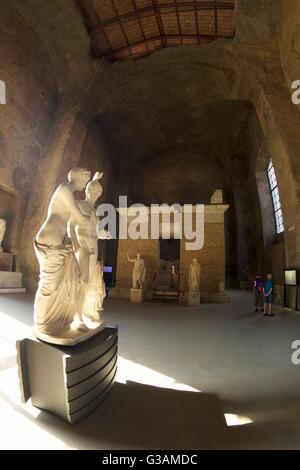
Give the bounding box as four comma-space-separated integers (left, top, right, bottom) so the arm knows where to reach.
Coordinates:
267, 159, 284, 234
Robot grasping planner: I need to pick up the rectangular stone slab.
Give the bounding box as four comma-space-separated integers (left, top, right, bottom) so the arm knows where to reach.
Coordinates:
0, 252, 13, 271
16, 325, 118, 425
0, 287, 26, 293
0, 271, 22, 288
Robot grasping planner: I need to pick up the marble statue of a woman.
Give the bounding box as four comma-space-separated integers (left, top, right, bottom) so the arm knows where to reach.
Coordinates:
188, 258, 201, 294
0, 218, 6, 252
34, 168, 93, 344
68, 172, 107, 323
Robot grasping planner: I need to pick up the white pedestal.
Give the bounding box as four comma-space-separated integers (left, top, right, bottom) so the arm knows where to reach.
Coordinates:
187, 292, 200, 306
130, 288, 144, 303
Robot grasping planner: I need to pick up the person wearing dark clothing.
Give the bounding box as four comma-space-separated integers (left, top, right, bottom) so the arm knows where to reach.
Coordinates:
253, 274, 263, 312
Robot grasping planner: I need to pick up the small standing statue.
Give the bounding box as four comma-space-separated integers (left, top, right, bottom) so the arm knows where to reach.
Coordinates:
127, 252, 146, 303
68, 172, 107, 323
127, 252, 146, 289
0, 218, 6, 252
188, 258, 201, 306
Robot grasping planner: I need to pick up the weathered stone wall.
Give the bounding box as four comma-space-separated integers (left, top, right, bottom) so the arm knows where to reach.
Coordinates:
127, 148, 228, 206
279, 0, 300, 84
112, 205, 228, 302
89, 45, 291, 289
0, 0, 96, 290
1, 0, 300, 296
180, 222, 225, 293
228, 109, 274, 285
0, 1, 57, 268
78, 118, 117, 205
267, 242, 286, 285
179, 206, 229, 302
267, 240, 286, 304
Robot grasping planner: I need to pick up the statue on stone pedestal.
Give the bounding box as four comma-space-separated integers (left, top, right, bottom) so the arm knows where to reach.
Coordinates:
0, 218, 6, 252
188, 258, 201, 294
68, 172, 107, 323
33, 167, 105, 345
127, 252, 146, 289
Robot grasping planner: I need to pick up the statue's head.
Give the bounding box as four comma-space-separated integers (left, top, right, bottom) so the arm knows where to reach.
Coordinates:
137, 253, 140, 259
68, 167, 91, 191
86, 172, 103, 203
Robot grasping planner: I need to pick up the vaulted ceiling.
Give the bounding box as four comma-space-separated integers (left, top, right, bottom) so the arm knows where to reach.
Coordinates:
78, 0, 235, 61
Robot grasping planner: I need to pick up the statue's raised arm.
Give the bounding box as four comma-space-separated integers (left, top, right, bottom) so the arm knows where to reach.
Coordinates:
127, 252, 135, 262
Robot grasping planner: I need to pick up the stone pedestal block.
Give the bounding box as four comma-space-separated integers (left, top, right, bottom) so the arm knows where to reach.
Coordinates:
16, 325, 118, 425
187, 292, 201, 306
130, 288, 144, 303
0, 271, 25, 292
0, 252, 13, 271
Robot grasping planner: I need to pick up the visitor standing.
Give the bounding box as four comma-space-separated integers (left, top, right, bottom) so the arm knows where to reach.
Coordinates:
263, 273, 274, 317
253, 274, 263, 312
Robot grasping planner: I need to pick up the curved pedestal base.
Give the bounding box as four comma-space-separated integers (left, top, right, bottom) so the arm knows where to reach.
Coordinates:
33, 321, 106, 346
17, 325, 118, 424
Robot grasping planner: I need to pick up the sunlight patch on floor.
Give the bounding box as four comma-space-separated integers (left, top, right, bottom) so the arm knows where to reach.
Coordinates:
116, 356, 200, 392
224, 413, 253, 426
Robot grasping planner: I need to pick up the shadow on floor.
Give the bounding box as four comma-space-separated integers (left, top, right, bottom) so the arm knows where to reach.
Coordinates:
3, 379, 300, 449
37, 381, 228, 449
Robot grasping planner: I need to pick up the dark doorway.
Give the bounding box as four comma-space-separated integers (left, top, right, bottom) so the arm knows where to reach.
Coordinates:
159, 238, 180, 264
153, 238, 181, 298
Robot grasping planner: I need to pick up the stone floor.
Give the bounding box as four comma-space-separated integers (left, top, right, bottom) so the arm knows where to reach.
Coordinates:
1, 290, 300, 449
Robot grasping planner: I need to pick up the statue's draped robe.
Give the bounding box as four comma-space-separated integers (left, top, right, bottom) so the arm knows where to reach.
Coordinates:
83, 261, 106, 322
34, 240, 79, 334
189, 265, 200, 293
132, 261, 146, 285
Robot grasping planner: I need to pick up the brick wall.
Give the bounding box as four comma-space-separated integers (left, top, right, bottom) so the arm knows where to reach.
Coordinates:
113, 205, 228, 301
180, 222, 225, 294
